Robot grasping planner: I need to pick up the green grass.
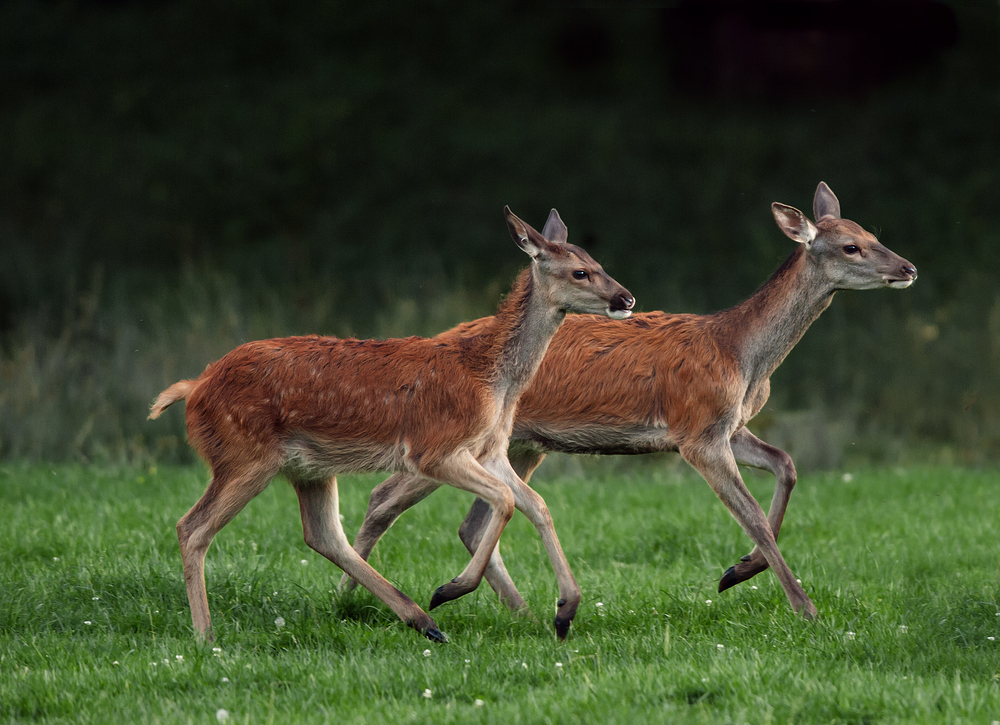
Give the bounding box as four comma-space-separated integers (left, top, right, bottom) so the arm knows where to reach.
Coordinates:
2, 461, 1000, 723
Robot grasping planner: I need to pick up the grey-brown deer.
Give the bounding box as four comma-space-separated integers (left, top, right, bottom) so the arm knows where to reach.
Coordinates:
148, 207, 634, 642
343, 182, 916, 627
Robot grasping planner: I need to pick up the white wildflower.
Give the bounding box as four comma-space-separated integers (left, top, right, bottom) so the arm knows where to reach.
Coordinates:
842, 472, 854, 482
846, 631, 856, 640
555, 662, 563, 668
175, 655, 184, 662
899, 625, 908, 634
474, 699, 484, 707
216, 708, 230, 723
423, 649, 432, 657
300, 559, 308, 566
717, 644, 725, 650
274, 617, 285, 629
422, 689, 432, 699
705, 600, 712, 606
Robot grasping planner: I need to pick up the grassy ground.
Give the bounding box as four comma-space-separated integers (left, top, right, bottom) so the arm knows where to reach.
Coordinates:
1, 461, 999, 723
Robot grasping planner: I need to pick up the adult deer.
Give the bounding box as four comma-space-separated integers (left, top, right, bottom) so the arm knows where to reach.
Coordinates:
345, 182, 916, 624
148, 207, 634, 643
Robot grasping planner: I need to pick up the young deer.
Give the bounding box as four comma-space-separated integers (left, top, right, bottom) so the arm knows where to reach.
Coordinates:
344, 182, 916, 624
148, 207, 634, 643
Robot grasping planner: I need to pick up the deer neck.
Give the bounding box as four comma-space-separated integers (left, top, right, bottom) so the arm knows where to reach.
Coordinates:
722, 246, 835, 387
485, 267, 566, 414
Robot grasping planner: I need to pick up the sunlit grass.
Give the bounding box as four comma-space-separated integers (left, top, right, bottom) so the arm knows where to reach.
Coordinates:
2, 462, 999, 723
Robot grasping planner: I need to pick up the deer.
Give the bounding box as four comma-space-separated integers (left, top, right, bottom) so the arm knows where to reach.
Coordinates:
147, 207, 635, 643
342, 182, 917, 626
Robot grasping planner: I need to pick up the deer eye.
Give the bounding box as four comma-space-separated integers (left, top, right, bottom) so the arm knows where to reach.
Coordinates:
843, 244, 860, 255
572, 270, 589, 280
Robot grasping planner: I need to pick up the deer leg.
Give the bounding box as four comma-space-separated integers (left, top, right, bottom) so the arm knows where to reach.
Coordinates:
424, 452, 516, 610
719, 428, 798, 592
292, 474, 446, 643
483, 456, 580, 639
682, 441, 815, 619
457, 448, 546, 613
339, 472, 441, 594
176, 461, 277, 641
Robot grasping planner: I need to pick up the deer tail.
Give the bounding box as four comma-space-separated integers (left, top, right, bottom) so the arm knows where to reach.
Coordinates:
149, 379, 198, 420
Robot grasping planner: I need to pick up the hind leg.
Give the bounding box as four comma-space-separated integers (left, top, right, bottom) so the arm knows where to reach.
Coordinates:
176, 461, 277, 641
339, 472, 441, 594
292, 474, 446, 642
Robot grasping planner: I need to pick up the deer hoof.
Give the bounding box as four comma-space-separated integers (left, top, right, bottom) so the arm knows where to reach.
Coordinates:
553, 616, 572, 640
740, 554, 752, 562
424, 627, 449, 643
430, 581, 467, 610
718, 565, 740, 593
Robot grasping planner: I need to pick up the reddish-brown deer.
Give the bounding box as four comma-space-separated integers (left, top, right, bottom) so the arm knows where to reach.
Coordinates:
148, 207, 634, 642
344, 182, 916, 624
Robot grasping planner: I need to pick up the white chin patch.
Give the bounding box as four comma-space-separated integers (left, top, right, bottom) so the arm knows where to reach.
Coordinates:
607, 308, 632, 320
888, 279, 913, 289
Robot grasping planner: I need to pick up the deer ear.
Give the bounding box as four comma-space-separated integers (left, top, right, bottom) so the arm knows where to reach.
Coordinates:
813, 181, 841, 221
505, 206, 551, 259
772, 203, 818, 244
541, 208, 569, 243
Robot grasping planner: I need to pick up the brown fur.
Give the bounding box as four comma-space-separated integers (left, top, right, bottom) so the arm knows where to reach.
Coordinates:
349, 182, 917, 623
150, 207, 634, 642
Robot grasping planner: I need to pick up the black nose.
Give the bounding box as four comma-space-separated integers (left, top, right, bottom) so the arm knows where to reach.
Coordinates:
612, 292, 635, 311
903, 265, 917, 279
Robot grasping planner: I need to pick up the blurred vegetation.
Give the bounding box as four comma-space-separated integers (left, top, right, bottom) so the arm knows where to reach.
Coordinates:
1, 1, 998, 468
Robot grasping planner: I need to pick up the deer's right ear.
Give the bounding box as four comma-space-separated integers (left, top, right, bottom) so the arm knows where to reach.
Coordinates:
541, 208, 569, 243
813, 182, 841, 221
772, 203, 818, 245
505, 206, 550, 259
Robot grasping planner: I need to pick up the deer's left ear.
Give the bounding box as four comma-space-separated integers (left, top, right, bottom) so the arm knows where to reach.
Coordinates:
505, 207, 553, 259
813, 181, 841, 221
772, 203, 818, 245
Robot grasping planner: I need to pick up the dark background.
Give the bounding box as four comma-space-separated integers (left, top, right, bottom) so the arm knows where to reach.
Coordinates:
1, 0, 998, 468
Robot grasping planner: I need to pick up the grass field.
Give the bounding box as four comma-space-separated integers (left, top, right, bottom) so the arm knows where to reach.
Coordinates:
2, 461, 999, 724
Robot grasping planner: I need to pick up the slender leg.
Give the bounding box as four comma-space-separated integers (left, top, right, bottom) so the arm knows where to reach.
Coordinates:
176, 462, 278, 641
423, 451, 517, 609
293, 475, 446, 642
481, 456, 580, 639
339, 472, 441, 593
681, 441, 815, 619
457, 448, 546, 613
719, 427, 797, 592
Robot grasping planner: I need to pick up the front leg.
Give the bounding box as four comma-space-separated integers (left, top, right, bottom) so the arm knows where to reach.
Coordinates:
480, 456, 581, 639
456, 448, 546, 613
718, 427, 797, 592
682, 440, 815, 619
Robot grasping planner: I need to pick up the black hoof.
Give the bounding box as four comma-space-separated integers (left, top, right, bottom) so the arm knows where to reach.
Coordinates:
429, 585, 449, 611
718, 565, 739, 593
430, 580, 468, 610
424, 628, 449, 643
554, 616, 571, 640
